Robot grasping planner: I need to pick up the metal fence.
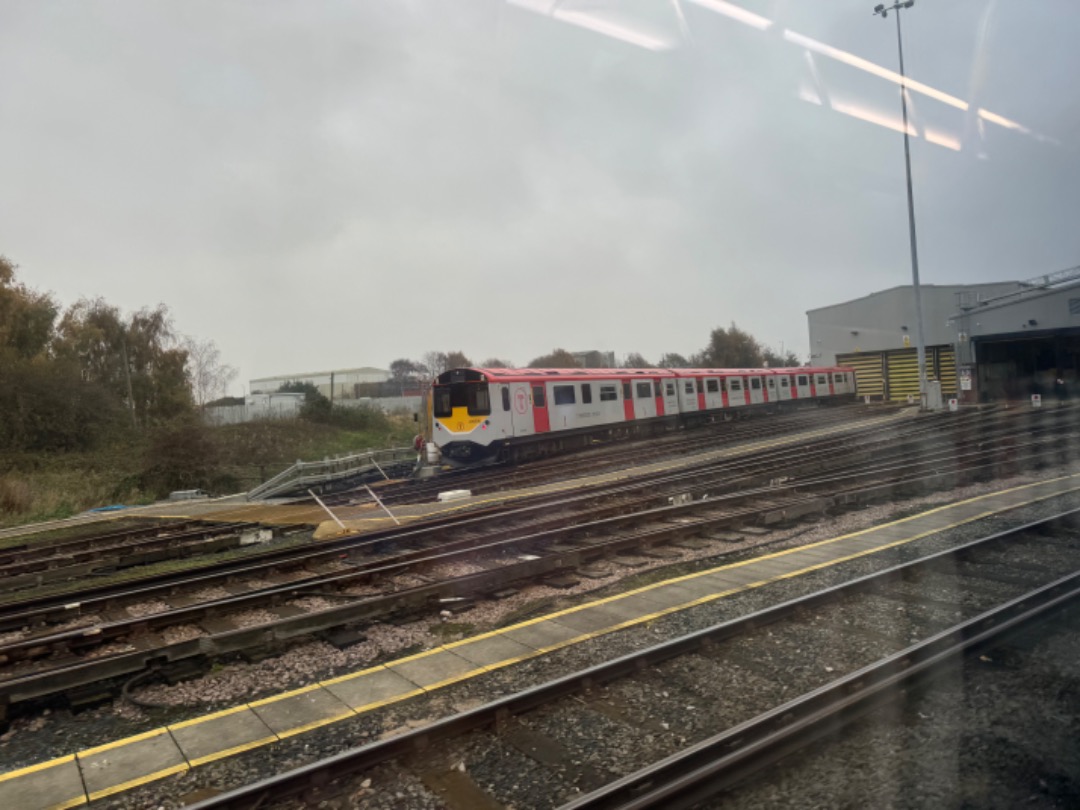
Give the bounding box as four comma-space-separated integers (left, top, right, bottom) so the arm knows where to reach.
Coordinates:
246, 445, 417, 501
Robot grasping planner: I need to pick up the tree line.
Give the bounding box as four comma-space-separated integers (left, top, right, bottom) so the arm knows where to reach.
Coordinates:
0, 256, 236, 453
388, 324, 801, 383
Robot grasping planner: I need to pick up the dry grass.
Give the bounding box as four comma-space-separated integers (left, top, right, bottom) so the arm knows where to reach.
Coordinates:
0, 415, 416, 528
0, 477, 32, 513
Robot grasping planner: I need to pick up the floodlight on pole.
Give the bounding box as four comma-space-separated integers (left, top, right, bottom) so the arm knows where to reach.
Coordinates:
873, 0, 928, 409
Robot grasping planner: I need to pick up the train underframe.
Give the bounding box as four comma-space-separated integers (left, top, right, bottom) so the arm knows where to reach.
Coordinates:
437, 394, 855, 467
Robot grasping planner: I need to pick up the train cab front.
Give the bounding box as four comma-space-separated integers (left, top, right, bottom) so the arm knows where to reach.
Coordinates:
432, 368, 499, 464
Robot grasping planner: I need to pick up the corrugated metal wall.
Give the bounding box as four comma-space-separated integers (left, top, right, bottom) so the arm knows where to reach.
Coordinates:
836, 352, 885, 399
838, 345, 957, 401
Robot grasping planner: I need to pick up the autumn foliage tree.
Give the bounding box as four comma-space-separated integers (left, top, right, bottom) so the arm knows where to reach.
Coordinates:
622, 352, 653, 368
53, 298, 192, 426
0, 257, 125, 451
0, 256, 233, 455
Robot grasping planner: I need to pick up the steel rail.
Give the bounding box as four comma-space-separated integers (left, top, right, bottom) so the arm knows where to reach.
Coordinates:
0, 408, 937, 619
0, 522, 263, 586
0, 413, 1046, 654
184, 508, 1080, 810
363, 404, 900, 507
0, 417, 1073, 701
561, 577, 1080, 807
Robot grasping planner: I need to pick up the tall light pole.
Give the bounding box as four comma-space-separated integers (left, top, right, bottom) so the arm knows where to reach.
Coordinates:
874, 0, 928, 408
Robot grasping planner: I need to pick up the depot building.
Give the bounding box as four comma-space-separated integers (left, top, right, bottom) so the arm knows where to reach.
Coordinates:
806, 268, 1080, 403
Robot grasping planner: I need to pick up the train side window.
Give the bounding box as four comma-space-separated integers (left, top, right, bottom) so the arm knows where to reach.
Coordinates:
798, 375, 808, 386
434, 389, 452, 417
684, 381, 694, 394
706, 379, 719, 393
751, 378, 761, 390
553, 385, 576, 405
730, 378, 743, 391
635, 382, 652, 399
599, 385, 618, 402
833, 373, 843, 383
581, 384, 592, 404
501, 386, 510, 411
695, 378, 704, 394
532, 385, 546, 407
623, 381, 632, 400
780, 377, 789, 387
666, 382, 675, 396
817, 374, 827, 385
653, 381, 661, 397
767, 378, 775, 389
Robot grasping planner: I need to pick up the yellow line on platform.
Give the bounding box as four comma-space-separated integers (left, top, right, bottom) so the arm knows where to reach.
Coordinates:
0, 754, 75, 782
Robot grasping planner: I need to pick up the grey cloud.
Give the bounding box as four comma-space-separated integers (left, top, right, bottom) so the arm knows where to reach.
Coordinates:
0, 0, 1077, 379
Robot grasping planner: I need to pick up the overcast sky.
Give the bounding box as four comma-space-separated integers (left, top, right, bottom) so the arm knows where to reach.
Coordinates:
2, 0, 1078, 387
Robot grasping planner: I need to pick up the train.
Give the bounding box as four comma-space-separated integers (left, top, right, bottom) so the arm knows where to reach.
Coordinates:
431, 365, 857, 464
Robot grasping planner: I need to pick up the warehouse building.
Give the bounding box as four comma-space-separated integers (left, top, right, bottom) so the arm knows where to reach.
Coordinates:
808, 267, 1080, 403
950, 266, 1080, 401
249, 367, 390, 400
807, 282, 1020, 402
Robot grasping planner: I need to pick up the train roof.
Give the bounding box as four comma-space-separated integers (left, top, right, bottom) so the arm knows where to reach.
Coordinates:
437, 365, 852, 384
466, 368, 671, 381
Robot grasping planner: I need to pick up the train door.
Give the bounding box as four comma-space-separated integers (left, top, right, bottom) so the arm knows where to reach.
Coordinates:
728, 376, 747, 406
621, 380, 634, 422
704, 377, 722, 410
677, 377, 697, 412
795, 373, 811, 398
531, 383, 550, 433
748, 376, 765, 405
662, 379, 679, 415
764, 375, 776, 403
695, 378, 706, 411
633, 380, 655, 419
653, 378, 666, 416
813, 372, 831, 397
776, 376, 791, 401
506, 383, 534, 436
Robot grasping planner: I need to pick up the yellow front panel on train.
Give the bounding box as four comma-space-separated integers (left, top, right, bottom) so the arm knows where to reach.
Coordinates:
439, 406, 485, 434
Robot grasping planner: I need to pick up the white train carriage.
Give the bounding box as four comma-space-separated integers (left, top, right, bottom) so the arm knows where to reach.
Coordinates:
432, 365, 856, 464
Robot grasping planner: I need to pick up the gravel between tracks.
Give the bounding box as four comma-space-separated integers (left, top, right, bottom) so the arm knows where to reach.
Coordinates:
4, 467, 1080, 806
709, 611, 1080, 809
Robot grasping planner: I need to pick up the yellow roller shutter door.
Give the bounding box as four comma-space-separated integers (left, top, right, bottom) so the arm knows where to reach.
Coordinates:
886, 349, 920, 402
836, 352, 885, 399
936, 347, 957, 396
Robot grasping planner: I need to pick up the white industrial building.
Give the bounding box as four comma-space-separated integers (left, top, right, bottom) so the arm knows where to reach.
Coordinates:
249, 367, 390, 400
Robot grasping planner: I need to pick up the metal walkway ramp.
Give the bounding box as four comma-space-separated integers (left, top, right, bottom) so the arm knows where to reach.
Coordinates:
246, 446, 416, 501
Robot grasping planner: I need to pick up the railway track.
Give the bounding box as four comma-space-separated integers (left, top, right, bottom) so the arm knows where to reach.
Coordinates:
0, 405, 1075, 716
0, 407, 922, 611
0, 407, 887, 600
0, 521, 284, 590
354, 403, 893, 508
184, 508, 1080, 809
